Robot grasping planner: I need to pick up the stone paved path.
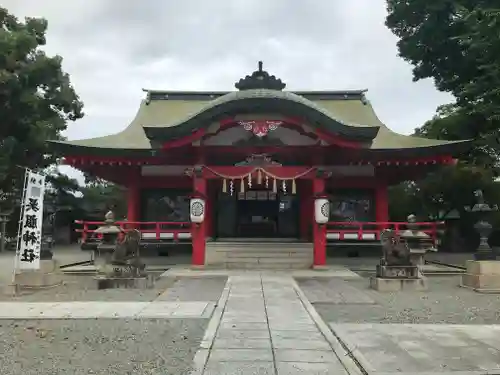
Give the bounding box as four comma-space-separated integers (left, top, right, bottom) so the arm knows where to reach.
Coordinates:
196, 275, 350, 375
330, 323, 500, 374
155, 276, 228, 302
297, 277, 376, 304
0, 301, 215, 319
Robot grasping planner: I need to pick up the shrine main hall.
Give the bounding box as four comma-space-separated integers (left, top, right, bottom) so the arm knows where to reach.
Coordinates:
50, 62, 468, 269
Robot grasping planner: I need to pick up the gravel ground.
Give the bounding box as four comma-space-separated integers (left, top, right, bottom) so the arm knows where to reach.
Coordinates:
0, 275, 228, 303
0, 273, 177, 302
158, 276, 228, 302
301, 275, 500, 324
0, 319, 206, 375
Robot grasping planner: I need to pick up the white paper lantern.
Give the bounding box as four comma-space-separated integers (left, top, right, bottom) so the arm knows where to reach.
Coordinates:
314, 198, 329, 224
190, 198, 205, 223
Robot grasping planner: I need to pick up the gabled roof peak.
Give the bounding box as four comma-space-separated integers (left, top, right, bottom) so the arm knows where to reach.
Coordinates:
234, 61, 286, 91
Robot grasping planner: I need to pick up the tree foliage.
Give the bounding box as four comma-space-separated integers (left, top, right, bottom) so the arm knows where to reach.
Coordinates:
80, 182, 127, 220
386, 1, 500, 236
416, 105, 499, 170
385, 0, 499, 102
0, 7, 83, 210
44, 168, 81, 212
386, 1, 500, 154
455, 7, 500, 121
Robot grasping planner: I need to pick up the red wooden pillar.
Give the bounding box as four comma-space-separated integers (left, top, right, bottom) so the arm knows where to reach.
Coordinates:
375, 183, 389, 225
127, 185, 140, 227
205, 181, 214, 238
192, 177, 207, 267
312, 178, 326, 267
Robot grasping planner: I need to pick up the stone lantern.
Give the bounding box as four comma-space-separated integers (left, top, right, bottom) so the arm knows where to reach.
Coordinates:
92, 212, 149, 289
399, 214, 437, 265
464, 189, 498, 261
93, 211, 123, 271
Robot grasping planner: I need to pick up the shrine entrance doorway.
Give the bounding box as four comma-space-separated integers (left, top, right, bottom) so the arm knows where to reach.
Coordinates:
215, 188, 299, 239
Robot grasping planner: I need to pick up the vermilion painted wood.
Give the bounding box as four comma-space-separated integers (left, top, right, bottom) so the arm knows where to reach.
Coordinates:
74, 220, 444, 248
74, 221, 191, 242
62, 151, 456, 167
127, 185, 140, 223
326, 221, 444, 245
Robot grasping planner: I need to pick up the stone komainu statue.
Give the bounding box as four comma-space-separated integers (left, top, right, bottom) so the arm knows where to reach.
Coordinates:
380, 229, 411, 266
110, 229, 146, 277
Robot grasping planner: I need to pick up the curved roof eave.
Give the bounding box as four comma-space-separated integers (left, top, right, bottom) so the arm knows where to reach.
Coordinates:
47, 140, 156, 157
362, 139, 473, 158
142, 90, 380, 142
47, 139, 472, 160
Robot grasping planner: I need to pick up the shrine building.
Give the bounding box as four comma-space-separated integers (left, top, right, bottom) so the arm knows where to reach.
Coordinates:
50, 62, 469, 268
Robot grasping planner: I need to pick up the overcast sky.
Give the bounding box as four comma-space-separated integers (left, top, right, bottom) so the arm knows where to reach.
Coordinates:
5, 0, 452, 183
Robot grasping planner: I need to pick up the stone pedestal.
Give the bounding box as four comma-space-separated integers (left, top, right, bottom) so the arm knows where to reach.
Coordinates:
370, 277, 428, 291
4, 259, 63, 295
93, 274, 155, 290
370, 265, 428, 291
409, 249, 426, 265
460, 260, 500, 293
94, 245, 114, 273
376, 264, 419, 278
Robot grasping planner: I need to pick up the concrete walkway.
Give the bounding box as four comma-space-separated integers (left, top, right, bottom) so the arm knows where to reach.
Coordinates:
0, 301, 215, 319
192, 274, 358, 375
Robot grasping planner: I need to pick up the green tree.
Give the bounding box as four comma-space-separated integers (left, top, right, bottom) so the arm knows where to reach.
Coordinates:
0, 7, 84, 210
386, 1, 500, 147
80, 182, 127, 220
391, 106, 500, 221
389, 108, 500, 251
455, 7, 500, 121
388, 166, 495, 222
385, 0, 497, 98
388, 181, 420, 221
386, 1, 500, 250
44, 169, 81, 212
416, 105, 498, 171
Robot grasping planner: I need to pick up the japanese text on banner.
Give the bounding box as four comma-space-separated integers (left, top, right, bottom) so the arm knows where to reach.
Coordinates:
17, 171, 45, 270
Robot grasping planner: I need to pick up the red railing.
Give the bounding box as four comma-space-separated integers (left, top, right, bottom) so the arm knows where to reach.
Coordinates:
326, 221, 444, 245
75, 220, 192, 243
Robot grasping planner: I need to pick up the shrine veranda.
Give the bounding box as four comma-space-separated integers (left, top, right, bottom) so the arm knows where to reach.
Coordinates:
50, 63, 470, 267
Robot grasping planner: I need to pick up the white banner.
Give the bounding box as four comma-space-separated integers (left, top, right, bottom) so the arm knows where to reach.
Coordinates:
16, 171, 45, 270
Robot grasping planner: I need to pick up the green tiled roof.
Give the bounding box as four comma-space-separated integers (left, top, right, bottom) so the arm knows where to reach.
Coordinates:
142, 89, 379, 141
49, 89, 470, 157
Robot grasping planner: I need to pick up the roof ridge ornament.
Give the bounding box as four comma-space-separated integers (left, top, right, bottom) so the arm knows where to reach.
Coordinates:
235, 61, 286, 91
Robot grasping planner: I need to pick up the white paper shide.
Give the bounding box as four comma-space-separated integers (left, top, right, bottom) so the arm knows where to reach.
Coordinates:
17, 171, 45, 270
